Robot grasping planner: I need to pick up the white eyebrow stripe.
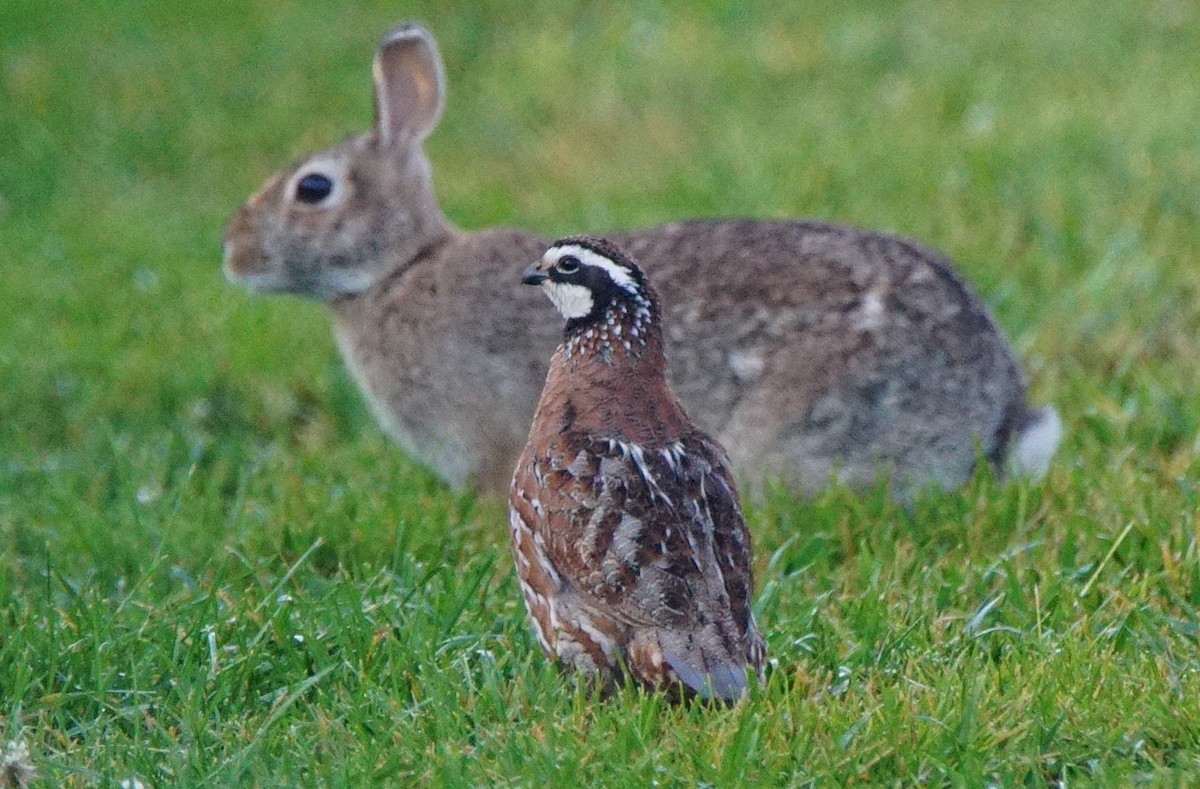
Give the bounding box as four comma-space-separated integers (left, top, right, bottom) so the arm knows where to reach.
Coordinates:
544, 244, 639, 295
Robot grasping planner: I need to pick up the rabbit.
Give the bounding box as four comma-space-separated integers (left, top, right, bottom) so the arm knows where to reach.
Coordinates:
222, 22, 1062, 498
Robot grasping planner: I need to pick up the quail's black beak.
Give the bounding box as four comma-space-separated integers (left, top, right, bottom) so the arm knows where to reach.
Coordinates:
521, 265, 549, 286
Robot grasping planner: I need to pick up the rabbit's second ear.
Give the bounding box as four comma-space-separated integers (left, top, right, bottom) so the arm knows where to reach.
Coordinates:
373, 22, 445, 146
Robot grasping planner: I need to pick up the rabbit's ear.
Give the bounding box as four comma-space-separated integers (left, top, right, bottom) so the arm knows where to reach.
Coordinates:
373, 22, 445, 147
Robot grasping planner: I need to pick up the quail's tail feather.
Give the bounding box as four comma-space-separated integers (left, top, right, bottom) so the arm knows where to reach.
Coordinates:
662, 649, 747, 701
650, 627, 756, 702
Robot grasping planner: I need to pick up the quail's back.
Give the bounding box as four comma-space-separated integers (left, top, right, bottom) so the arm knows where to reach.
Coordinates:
508, 236, 766, 701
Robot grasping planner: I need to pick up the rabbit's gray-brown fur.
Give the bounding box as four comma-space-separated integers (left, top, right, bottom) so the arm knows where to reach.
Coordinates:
223, 23, 1061, 497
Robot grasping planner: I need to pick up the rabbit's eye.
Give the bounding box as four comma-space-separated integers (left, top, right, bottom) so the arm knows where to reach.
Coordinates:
295, 173, 334, 204
557, 256, 581, 274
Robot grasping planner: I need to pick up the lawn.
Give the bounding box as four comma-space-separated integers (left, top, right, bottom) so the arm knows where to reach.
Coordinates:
3, 0, 1200, 784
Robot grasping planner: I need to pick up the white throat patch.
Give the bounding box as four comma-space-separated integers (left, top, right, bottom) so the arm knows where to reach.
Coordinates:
542, 281, 594, 319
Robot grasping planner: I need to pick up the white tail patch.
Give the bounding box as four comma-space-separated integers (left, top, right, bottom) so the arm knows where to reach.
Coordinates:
1008, 406, 1063, 480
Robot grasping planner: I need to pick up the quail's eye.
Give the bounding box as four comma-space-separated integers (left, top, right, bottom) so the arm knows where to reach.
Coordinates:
557, 256, 581, 274
295, 173, 334, 204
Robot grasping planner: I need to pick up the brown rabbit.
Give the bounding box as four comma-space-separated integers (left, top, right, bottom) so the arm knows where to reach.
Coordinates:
223, 22, 1061, 497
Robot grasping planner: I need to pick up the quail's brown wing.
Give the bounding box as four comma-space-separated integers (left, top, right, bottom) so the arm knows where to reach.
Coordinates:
684, 432, 759, 644
517, 431, 752, 635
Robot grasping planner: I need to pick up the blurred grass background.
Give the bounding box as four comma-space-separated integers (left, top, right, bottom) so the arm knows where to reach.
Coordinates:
2, 0, 1199, 784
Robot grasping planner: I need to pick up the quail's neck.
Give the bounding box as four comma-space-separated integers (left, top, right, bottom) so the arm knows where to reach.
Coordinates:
546, 289, 689, 442
560, 296, 663, 370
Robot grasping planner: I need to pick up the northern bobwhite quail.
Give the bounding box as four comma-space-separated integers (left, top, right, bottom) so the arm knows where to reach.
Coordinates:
508, 236, 767, 701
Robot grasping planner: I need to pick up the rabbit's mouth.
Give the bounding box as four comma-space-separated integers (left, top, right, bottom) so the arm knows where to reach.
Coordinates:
222, 239, 268, 284
222, 239, 292, 293
222, 202, 282, 288
223, 241, 367, 301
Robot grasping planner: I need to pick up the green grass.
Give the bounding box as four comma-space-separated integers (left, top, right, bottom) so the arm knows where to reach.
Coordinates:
3, 0, 1200, 784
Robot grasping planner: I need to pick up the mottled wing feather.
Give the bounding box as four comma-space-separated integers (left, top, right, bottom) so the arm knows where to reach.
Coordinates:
688, 434, 758, 642
530, 433, 717, 625
515, 427, 763, 698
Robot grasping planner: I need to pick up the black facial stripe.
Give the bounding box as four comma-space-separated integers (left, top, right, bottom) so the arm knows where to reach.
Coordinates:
552, 236, 649, 292
546, 267, 575, 284
549, 262, 629, 325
